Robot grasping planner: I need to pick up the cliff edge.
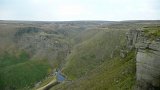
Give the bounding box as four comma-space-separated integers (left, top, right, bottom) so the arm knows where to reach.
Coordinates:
127, 26, 160, 90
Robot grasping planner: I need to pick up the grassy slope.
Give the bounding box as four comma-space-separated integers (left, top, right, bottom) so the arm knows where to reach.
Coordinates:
0, 51, 52, 90
72, 28, 99, 45
51, 50, 136, 90
143, 25, 160, 40
62, 29, 126, 80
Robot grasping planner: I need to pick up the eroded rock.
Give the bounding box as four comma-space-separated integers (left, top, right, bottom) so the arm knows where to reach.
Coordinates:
127, 28, 160, 90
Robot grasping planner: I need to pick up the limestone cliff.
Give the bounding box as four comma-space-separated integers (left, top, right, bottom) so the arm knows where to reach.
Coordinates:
127, 27, 160, 90
13, 27, 71, 68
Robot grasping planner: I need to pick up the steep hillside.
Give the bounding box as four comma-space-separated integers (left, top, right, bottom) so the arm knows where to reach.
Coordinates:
0, 51, 52, 90
51, 50, 136, 90
63, 29, 126, 80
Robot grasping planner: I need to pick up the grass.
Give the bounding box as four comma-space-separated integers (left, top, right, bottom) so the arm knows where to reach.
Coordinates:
32, 75, 56, 90
62, 29, 126, 80
143, 26, 160, 40
51, 50, 136, 90
0, 51, 52, 90
0, 51, 29, 68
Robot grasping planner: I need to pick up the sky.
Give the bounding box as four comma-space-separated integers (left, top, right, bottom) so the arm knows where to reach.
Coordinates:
0, 0, 160, 21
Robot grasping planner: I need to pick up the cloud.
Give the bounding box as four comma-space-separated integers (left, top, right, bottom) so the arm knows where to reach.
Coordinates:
0, 0, 159, 21
55, 3, 87, 20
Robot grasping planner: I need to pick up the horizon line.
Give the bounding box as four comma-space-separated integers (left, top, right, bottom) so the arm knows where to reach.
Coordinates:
0, 19, 160, 22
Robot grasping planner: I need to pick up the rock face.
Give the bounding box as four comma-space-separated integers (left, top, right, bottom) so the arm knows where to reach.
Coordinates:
127, 29, 160, 90
14, 27, 71, 67
126, 29, 140, 50
136, 40, 160, 90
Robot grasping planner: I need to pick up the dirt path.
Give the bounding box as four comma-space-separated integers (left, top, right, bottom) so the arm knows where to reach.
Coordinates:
36, 78, 59, 90
36, 71, 65, 90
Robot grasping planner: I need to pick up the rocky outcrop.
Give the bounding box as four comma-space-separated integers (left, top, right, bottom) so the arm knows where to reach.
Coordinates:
127, 29, 160, 90
136, 43, 160, 90
126, 29, 140, 50
14, 27, 71, 67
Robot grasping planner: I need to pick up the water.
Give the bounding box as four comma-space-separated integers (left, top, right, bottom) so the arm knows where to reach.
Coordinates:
56, 71, 65, 82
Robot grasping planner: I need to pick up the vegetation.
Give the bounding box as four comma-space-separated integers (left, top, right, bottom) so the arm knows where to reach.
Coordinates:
51, 50, 136, 90
0, 21, 160, 90
143, 26, 160, 40
63, 29, 126, 80
0, 51, 29, 68
32, 76, 56, 90
0, 51, 52, 90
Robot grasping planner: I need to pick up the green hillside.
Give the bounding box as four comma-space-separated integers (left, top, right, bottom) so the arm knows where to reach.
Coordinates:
51, 50, 136, 90
63, 29, 126, 80
0, 51, 52, 90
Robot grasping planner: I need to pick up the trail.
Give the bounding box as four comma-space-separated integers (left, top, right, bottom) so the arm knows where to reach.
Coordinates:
36, 71, 65, 90
36, 78, 59, 90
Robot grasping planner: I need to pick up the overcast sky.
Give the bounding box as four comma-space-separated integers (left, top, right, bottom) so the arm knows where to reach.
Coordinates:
0, 0, 159, 21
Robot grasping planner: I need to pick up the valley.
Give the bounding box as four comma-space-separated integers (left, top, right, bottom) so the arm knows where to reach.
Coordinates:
0, 20, 160, 90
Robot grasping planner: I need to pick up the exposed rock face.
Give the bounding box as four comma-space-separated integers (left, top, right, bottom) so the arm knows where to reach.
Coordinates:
14, 27, 71, 67
136, 41, 160, 90
126, 29, 140, 50
127, 29, 160, 90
